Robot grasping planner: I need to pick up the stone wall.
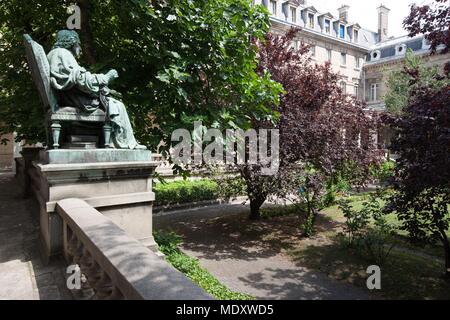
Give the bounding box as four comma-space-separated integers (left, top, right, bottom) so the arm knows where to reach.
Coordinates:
57, 198, 211, 300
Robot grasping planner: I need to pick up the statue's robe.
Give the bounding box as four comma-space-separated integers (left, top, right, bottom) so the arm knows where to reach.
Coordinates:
47, 47, 141, 149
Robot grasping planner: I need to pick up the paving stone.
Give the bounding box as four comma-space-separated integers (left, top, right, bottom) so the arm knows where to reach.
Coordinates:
0, 173, 72, 300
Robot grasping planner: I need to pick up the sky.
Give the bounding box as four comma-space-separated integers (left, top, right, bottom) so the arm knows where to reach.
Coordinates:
311, 0, 432, 38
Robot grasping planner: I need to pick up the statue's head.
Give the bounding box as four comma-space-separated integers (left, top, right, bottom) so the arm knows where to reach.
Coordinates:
53, 30, 82, 57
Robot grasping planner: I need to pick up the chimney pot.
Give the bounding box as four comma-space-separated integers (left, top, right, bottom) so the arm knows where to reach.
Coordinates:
377, 5, 390, 42
338, 5, 350, 22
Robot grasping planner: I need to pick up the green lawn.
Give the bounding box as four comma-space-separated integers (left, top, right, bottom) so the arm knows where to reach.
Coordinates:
289, 238, 450, 300
260, 194, 450, 299
321, 195, 450, 259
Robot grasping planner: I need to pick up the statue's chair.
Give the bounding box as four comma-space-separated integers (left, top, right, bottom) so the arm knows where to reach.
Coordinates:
23, 34, 112, 149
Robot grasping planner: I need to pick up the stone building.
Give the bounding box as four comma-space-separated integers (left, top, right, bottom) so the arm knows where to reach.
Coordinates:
254, 0, 450, 149
254, 0, 449, 107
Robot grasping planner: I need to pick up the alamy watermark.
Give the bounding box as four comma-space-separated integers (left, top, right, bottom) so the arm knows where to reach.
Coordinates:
170, 121, 280, 175
66, 264, 85, 290
66, 4, 81, 30
366, 265, 381, 290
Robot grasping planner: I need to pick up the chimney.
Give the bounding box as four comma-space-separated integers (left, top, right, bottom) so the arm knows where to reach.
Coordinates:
377, 5, 390, 42
338, 5, 350, 22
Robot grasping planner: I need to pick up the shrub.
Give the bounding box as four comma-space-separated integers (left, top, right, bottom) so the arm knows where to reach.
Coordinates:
371, 161, 395, 184
338, 192, 397, 265
212, 174, 247, 201
154, 179, 219, 206
338, 199, 370, 247
300, 209, 317, 237
154, 231, 253, 300
323, 177, 351, 207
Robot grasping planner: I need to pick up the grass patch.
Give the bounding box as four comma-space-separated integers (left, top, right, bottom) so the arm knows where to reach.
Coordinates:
288, 238, 450, 300
154, 231, 254, 300
321, 195, 448, 258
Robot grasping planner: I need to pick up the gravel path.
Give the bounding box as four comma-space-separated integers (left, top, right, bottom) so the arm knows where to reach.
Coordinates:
154, 203, 371, 300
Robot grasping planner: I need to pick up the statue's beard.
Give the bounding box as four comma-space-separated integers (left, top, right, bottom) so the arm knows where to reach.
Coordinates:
72, 45, 82, 58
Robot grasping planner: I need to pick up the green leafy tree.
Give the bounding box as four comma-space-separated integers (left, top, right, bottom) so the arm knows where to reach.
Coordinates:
0, 0, 281, 153
385, 49, 450, 114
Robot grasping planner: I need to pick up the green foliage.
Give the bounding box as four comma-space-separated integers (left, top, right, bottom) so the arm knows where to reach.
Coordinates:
322, 174, 352, 207
338, 198, 370, 246
385, 49, 450, 114
0, 0, 282, 149
154, 231, 253, 300
210, 170, 247, 200
300, 210, 317, 237
338, 192, 396, 265
370, 160, 395, 184
154, 179, 219, 206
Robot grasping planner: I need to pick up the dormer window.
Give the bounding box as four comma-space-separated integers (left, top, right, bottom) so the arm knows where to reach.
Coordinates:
308, 13, 315, 28
371, 50, 381, 61
396, 44, 407, 55
270, 0, 277, 15
354, 29, 359, 42
325, 19, 331, 33
339, 25, 345, 39
291, 7, 297, 23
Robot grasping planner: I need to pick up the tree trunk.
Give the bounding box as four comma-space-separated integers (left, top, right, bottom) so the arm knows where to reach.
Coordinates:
249, 195, 266, 220
78, 0, 97, 65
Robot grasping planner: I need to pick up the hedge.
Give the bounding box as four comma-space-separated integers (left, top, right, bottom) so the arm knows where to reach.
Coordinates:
154, 179, 220, 206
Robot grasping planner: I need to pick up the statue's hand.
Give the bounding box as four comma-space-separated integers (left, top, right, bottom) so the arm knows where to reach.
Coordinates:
109, 89, 123, 99
106, 69, 119, 83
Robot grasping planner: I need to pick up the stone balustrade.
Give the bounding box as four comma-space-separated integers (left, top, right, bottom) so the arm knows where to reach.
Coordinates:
56, 198, 212, 300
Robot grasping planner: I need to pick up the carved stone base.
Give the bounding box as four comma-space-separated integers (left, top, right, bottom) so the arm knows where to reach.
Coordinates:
29, 149, 159, 263
62, 135, 99, 149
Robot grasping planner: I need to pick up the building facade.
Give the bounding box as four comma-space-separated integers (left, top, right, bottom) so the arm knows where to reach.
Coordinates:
254, 0, 450, 111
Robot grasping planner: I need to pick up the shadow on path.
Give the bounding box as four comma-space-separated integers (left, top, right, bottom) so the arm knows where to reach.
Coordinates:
154, 204, 370, 300
0, 173, 71, 300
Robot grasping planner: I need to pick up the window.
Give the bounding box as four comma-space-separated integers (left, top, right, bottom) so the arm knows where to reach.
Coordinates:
340, 81, 347, 93
310, 45, 316, 57
370, 83, 380, 101
354, 29, 359, 42
339, 25, 345, 39
290, 7, 296, 23
327, 49, 332, 62
355, 56, 360, 68
270, 0, 277, 15
325, 19, 331, 33
308, 13, 314, 28
292, 40, 301, 50
371, 50, 380, 60
341, 52, 346, 65
354, 85, 359, 97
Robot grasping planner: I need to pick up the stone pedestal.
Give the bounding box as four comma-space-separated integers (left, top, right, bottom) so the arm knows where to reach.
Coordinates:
30, 149, 159, 263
